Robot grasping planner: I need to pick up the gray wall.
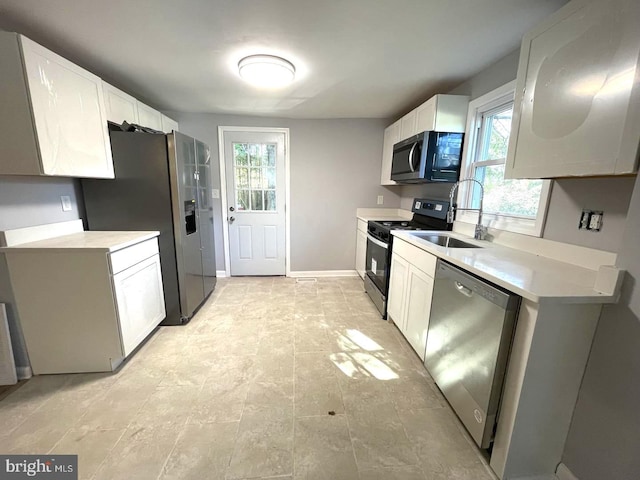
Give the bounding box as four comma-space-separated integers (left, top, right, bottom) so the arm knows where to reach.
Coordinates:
0, 176, 83, 370
166, 113, 401, 272
561, 173, 640, 480
398, 49, 635, 253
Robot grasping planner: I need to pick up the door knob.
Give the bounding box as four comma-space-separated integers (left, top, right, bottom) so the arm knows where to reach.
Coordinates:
230, 206, 235, 212
229, 216, 235, 223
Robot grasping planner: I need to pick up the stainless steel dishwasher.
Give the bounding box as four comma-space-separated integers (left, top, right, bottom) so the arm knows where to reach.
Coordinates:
424, 259, 520, 449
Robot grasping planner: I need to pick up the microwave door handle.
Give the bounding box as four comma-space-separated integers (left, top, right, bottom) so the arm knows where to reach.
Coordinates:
408, 142, 417, 172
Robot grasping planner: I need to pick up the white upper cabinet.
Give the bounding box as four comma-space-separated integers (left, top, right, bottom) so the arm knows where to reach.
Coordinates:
400, 109, 418, 139
103, 83, 139, 125
0, 33, 114, 178
415, 95, 469, 133
137, 102, 164, 131
381, 120, 400, 185
505, 0, 640, 179
161, 114, 179, 133
380, 94, 468, 184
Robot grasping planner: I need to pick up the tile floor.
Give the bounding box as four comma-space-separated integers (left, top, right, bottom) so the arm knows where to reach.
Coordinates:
0, 276, 496, 480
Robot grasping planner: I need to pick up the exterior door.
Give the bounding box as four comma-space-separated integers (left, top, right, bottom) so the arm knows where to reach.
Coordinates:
224, 131, 286, 276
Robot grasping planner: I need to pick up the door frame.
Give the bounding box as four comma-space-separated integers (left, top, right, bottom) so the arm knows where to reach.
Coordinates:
217, 126, 291, 277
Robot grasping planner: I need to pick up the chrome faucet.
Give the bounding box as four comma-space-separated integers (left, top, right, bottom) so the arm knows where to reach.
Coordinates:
448, 178, 487, 240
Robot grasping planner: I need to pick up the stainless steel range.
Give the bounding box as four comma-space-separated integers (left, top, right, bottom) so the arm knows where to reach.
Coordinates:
364, 198, 452, 318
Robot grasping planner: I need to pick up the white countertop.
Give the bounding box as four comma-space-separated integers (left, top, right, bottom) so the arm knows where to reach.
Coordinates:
356, 208, 413, 223
0, 231, 159, 253
392, 230, 617, 304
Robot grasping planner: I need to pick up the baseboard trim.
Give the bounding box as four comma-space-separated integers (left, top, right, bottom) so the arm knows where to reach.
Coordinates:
16, 366, 32, 380
288, 270, 359, 278
216, 270, 227, 278
556, 463, 579, 480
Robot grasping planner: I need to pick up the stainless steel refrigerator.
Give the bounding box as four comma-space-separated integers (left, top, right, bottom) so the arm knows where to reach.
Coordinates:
81, 127, 216, 325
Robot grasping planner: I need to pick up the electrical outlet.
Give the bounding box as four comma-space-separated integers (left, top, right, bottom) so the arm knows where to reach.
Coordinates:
60, 196, 72, 212
211, 189, 220, 199
377, 195, 384, 205
579, 210, 603, 232
589, 212, 603, 231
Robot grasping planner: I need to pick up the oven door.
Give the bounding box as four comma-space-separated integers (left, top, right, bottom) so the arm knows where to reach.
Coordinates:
365, 234, 390, 293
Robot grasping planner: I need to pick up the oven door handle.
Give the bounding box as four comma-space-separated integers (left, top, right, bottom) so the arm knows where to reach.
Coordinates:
367, 234, 388, 250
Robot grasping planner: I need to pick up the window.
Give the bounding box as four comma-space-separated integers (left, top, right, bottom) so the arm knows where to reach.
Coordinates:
458, 81, 551, 236
232, 142, 277, 212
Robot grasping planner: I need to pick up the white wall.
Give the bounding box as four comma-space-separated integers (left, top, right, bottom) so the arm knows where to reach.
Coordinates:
560, 173, 640, 480
166, 113, 401, 272
0, 176, 83, 371
396, 49, 635, 253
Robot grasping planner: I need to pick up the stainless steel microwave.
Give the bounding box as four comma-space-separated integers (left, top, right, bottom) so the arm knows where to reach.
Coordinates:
391, 131, 464, 183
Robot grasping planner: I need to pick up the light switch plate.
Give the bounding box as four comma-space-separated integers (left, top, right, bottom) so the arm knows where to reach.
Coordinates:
212, 189, 220, 199
60, 196, 72, 212
377, 195, 384, 205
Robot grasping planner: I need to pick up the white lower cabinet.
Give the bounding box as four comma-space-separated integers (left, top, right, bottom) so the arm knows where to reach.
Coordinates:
387, 237, 437, 360
3, 235, 166, 374
387, 252, 409, 326
113, 254, 165, 356
355, 219, 368, 279
403, 266, 434, 359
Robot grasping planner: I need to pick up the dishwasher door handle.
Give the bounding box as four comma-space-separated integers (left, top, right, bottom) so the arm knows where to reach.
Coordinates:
455, 281, 473, 297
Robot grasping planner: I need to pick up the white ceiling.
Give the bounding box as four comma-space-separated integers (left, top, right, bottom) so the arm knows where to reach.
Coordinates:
0, 0, 567, 119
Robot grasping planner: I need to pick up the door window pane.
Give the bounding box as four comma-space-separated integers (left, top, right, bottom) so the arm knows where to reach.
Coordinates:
265, 190, 276, 211
236, 190, 249, 211
251, 191, 263, 211
249, 144, 262, 166
264, 167, 276, 189
266, 144, 276, 166
233, 142, 277, 212
234, 143, 248, 166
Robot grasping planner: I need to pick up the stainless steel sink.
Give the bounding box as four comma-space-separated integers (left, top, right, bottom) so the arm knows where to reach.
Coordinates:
411, 233, 482, 248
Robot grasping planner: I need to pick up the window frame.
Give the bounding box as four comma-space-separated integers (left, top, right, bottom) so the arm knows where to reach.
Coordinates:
457, 80, 552, 237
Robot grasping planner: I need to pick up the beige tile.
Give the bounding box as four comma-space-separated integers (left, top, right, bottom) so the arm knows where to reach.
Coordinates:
245, 378, 294, 414
398, 408, 487, 472
92, 425, 179, 480
50, 428, 125, 480
294, 415, 358, 480
295, 352, 340, 380
348, 405, 418, 469
76, 382, 156, 430
338, 376, 395, 413
389, 376, 446, 411
358, 465, 426, 480
295, 375, 345, 417
130, 385, 200, 429
189, 379, 248, 424
226, 407, 294, 479
159, 422, 238, 480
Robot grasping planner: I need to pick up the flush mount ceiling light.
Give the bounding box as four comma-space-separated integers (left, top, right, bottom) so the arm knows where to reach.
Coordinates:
238, 54, 296, 88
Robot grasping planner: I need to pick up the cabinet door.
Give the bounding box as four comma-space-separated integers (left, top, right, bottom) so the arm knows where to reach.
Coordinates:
505, 0, 640, 178
112, 254, 166, 356
404, 266, 434, 360
381, 121, 400, 185
137, 102, 163, 131
103, 83, 139, 124
415, 98, 437, 133
161, 114, 179, 133
387, 253, 409, 328
21, 37, 114, 178
355, 229, 367, 279
400, 109, 418, 140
